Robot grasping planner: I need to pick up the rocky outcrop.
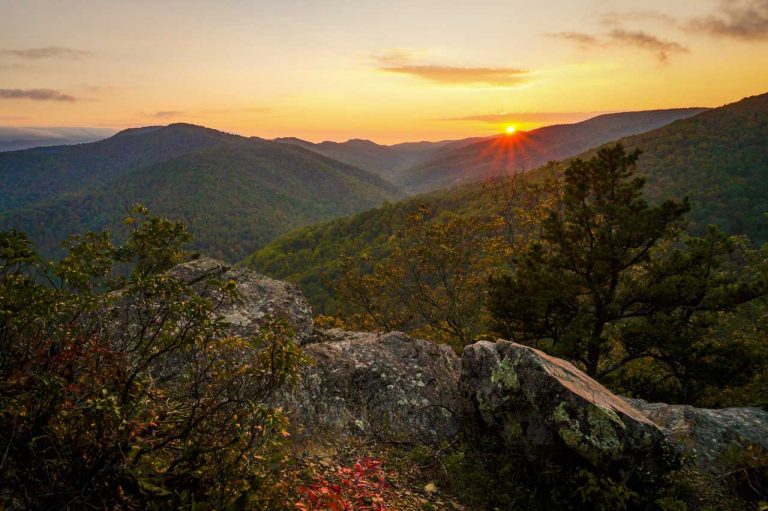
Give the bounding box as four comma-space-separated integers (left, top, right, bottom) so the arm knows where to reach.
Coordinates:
168, 256, 313, 343
627, 398, 768, 472
461, 340, 673, 475
281, 330, 462, 445
154, 258, 768, 475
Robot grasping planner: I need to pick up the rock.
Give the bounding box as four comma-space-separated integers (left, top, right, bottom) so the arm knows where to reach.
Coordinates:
281, 330, 462, 445
460, 340, 672, 475
167, 256, 313, 343
626, 398, 768, 473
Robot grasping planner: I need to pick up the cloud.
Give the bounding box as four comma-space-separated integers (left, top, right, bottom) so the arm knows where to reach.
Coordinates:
549, 28, 687, 62
439, 111, 603, 124
689, 0, 768, 40
2, 46, 90, 59
380, 65, 530, 86
152, 110, 184, 119
0, 89, 77, 102
549, 32, 604, 48
372, 48, 419, 66
607, 29, 688, 62
600, 10, 677, 27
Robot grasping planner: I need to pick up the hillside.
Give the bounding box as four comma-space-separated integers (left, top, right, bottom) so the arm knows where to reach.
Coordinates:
610, 94, 768, 241
243, 94, 768, 312
397, 108, 708, 193
275, 136, 485, 183
0, 126, 117, 152
0, 124, 404, 261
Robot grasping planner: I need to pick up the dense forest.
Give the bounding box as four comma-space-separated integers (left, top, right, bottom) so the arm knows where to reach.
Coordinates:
245, 93, 768, 315
0, 124, 403, 261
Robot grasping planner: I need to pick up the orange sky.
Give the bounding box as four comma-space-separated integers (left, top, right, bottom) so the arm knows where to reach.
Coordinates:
1, 0, 767, 143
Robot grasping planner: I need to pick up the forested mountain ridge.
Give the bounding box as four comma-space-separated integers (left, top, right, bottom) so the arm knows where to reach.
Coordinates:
398, 107, 708, 193
276, 108, 705, 194
0, 124, 404, 261
243, 94, 768, 313
606, 93, 768, 241
0, 123, 238, 212
275, 136, 486, 182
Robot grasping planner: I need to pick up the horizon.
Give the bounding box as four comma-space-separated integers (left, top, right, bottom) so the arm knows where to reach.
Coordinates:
0, 103, 721, 146
2, 1, 768, 144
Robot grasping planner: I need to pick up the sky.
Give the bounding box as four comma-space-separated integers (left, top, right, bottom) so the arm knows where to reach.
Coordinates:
1, 0, 768, 144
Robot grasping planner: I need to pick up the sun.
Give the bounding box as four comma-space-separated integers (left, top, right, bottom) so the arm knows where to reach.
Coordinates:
506, 125, 516, 134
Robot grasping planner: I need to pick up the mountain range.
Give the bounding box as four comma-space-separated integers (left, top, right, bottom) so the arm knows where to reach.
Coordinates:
0, 126, 117, 152
0, 124, 403, 261
2, 95, 763, 273
244, 93, 768, 312
277, 108, 707, 193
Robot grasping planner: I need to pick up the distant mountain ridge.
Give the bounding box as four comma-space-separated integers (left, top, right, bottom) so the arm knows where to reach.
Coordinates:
396, 108, 709, 193
0, 123, 404, 261
243, 94, 768, 313
276, 108, 707, 194
275, 135, 486, 183
0, 126, 117, 152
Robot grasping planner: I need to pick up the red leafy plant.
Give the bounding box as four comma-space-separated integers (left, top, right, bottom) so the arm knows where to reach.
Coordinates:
295, 457, 390, 511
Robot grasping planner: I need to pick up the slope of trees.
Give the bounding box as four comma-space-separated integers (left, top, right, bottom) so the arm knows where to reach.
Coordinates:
0, 124, 404, 262
245, 92, 768, 315
252, 144, 768, 408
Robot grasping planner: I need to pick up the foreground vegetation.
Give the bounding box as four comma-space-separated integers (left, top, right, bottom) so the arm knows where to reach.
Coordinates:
0, 207, 307, 509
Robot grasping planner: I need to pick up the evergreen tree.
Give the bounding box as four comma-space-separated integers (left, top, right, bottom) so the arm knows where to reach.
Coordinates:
489, 144, 766, 400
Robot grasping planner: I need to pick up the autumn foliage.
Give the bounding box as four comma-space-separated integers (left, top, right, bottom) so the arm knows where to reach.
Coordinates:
295, 458, 390, 511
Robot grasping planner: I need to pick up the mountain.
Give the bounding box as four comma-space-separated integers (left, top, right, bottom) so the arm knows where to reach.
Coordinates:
0, 126, 117, 152
0, 124, 404, 261
396, 108, 708, 193
243, 94, 768, 313
275, 136, 485, 183
602, 93, 768, 242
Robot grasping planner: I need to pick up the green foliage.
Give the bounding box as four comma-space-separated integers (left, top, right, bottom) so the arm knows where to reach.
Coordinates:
0, 124, 403, 262
0, 208, 307, 509
246, 93, 768, 316
489, 145, 768, 402
335, 207, 503, 349
413, 441, 663, 511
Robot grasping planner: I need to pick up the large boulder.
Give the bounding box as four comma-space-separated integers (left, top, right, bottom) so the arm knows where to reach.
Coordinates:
167, 256, 313, 343
627, 398, 768, 472
281, 329, 462, 445
461, 340, 672, 475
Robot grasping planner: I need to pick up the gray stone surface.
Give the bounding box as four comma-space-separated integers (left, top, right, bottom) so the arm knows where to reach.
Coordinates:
168, 256, 313, 343
460, 340, 671, 473
627, 398, 768, 472
153, 258, 768, 473
281, 330, 462, 445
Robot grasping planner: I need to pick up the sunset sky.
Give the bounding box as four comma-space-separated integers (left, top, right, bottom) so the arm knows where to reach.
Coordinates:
2, 0, 768, 143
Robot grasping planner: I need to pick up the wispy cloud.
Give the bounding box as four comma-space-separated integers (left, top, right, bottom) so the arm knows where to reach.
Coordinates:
2, 46, 90, 60
549, 28, 687, 63
381, 65, 530, 86
0, 88, 77, 102
373, 47, 530, 87
607, 29, 688, 62
549, 32, 604, 49
688, 0, 768, 40
600, 10, 677, 27
439, 111, 603, 124
372, 48, 421, 66
152, 110, 184, 119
